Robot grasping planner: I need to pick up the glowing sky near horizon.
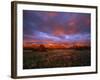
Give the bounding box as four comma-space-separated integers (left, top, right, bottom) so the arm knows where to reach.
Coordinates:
23, 10, 91, 45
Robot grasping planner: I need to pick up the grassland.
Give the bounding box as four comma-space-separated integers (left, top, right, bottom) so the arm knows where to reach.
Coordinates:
23, 47, 90, 69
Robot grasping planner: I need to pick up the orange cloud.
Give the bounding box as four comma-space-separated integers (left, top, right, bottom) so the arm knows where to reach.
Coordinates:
53, 26, 65, 36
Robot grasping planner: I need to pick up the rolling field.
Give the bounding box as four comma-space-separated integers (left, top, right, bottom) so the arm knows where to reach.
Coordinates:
23, 48, 91, 69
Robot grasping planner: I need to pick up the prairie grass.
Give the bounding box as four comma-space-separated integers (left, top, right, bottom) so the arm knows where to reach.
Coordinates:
23, 48, 90, 69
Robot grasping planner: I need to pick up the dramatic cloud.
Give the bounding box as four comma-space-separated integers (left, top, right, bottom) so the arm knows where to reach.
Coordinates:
23, 10, 91, 46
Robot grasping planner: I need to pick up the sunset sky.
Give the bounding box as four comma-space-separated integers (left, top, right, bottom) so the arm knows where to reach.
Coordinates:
23, 10, 91, 47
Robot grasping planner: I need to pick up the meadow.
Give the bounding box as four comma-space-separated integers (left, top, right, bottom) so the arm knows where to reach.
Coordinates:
23, 47, 90, 69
